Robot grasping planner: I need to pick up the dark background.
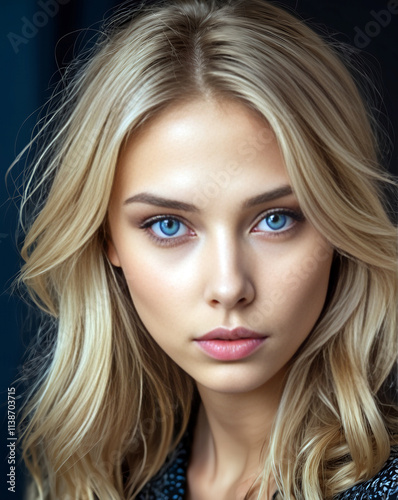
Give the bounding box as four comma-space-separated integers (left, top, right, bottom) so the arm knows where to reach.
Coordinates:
1, 1, 397, 498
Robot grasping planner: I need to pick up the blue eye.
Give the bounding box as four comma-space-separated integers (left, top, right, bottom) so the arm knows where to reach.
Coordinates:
256, 212, 295, 232
151, 218, 188, 238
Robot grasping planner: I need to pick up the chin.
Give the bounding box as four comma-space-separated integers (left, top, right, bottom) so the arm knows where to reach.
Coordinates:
194, 367, 282, 395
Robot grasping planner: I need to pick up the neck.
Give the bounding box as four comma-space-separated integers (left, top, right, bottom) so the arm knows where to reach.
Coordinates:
189, 372, 286, 498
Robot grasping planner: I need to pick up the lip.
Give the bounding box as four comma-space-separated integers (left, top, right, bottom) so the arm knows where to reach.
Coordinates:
194, 327, 267, 361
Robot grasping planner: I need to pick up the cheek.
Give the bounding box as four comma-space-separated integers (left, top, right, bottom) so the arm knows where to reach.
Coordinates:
260, 238, 333, 335
285, 261, 331, 330
121, 255, 193, 332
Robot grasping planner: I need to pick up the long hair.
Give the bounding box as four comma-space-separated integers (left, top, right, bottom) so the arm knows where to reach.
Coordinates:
13, 0, 397, 498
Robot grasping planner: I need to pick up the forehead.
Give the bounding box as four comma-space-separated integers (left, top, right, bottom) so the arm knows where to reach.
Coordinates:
125, 98, 273, 154
112, 98, 291, 202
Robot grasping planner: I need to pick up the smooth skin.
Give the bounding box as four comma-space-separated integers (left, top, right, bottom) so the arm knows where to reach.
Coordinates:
107, 98, 334, 499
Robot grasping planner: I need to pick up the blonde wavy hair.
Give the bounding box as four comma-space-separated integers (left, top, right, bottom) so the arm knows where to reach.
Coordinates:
13, 0, 397, 498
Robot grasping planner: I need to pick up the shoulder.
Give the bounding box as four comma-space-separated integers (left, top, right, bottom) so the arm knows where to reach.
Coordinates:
135, 439, 398, 500
135, 432, 190, 500
334, 447, 398, 499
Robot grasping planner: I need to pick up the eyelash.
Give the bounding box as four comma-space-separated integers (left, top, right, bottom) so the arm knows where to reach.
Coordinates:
139, 209, 305, 248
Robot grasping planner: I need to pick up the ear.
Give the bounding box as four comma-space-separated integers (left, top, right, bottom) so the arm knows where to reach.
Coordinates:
106, 239, 121, 267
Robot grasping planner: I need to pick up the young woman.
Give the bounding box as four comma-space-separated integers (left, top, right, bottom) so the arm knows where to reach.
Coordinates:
15, 0, 397, 498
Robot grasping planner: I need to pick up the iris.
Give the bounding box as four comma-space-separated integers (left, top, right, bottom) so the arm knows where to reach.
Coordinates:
157, 219, 181, 236
265, 214, 287, 230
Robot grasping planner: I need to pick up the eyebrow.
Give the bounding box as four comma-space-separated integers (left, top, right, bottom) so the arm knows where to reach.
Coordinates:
123, 185, 293, 211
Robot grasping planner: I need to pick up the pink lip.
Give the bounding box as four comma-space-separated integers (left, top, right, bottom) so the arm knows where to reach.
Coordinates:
195, 327, 267, 361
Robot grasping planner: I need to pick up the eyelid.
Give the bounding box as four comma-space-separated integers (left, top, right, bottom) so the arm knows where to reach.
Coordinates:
139, 214, 191, 229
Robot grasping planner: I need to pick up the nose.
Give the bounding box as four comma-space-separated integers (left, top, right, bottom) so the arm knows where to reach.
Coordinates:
203, 233, 255, 310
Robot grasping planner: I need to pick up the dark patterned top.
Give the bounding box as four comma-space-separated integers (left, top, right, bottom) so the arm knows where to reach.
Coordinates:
136, 432, 398, 500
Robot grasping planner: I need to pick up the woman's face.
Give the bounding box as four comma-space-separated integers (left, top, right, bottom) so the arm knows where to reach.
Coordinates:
107, 99, 333, 395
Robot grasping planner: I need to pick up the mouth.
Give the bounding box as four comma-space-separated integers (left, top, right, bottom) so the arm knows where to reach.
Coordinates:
194, 327, 267, 361
196, 326, 266, 341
